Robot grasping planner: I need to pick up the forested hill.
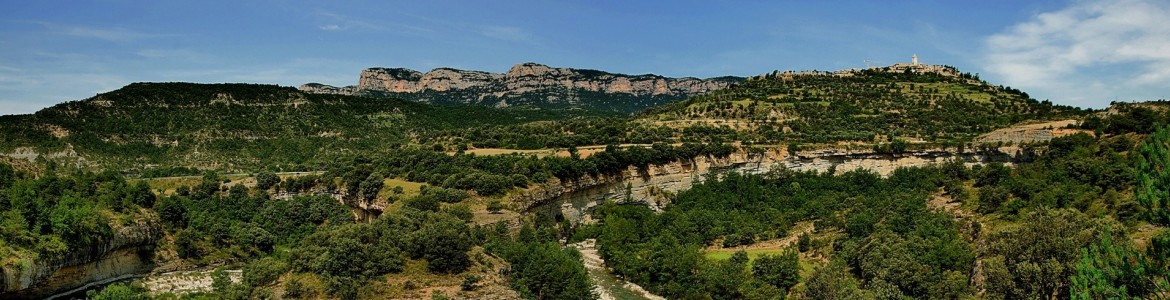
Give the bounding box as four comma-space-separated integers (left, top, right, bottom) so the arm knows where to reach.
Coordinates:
0, 66, 1094, 174
0, 82, 613, 172
641, 67, 1088, 145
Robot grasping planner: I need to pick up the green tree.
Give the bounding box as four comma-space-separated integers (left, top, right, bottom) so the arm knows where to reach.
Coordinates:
804, 260, 868, 300
753, 247, 801, 290
283, 276, 312, 298
487, 199, 504, 214
461, 274, 481, 291
358, 173, 384, 204
404, 195, 440, 212
975, 163, 1010, 187
174, 229, 204, 259
1149, 230, 1170, 262
798, 233, 811, 252
442, 203, 474, 222
1136, 126, 1170, 225
86, 283, 149, 300
984, 209, 1100, 299
500, 242, 595, 300
129, 181, 155, 208
0, 162, 14, 189
1070, 228, 1170, 299
978, 185, 1011, 214
411, 214, 472, 273
155, 196, 188, 228
256, 171, 280, 191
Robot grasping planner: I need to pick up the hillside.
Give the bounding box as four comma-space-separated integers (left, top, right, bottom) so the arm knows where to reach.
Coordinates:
4, 66, 1170, 300
0, 82, 616, 172
640, 66, 1086, 145
300, 62, 744, 114
8, 1, 1170, 298
0, 66, 1090, 173
409, 65, 1088, 153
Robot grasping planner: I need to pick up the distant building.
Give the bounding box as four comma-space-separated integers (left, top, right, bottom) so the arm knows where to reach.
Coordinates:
877, 54, 959, 76
768, 55, 962, 79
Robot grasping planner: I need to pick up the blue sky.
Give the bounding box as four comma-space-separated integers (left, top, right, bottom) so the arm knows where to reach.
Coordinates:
2, 0, 1167, 114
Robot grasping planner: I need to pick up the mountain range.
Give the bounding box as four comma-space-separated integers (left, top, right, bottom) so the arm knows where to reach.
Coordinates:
300, 62, 743, 113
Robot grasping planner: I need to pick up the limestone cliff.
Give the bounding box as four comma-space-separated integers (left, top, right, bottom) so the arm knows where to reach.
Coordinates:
1, 213, 163, 299
518, 147, 1021, 224
300, 63, 742, 113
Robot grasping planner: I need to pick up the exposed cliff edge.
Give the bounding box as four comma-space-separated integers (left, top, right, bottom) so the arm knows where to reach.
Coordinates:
516, 147, 1023, 224
1, 213, 163, 299
300, 63, 743, 113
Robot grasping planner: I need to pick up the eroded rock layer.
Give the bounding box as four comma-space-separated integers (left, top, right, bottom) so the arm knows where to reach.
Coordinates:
300, 63, 742, 112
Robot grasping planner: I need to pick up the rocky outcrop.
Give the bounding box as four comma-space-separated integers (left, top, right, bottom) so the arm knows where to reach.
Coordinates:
518, 147, 1019, 224
300, 63, 742, 112
1, 214, 163, 299
974, 119, 1086, 145
298, 83, 356, 95
141, 269, 242, 296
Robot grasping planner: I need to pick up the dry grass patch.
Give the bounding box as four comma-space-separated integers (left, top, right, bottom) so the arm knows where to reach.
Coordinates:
379, 178, 426, 199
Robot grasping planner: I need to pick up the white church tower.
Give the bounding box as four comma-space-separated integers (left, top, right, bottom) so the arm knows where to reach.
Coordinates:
912, 54, 918, 66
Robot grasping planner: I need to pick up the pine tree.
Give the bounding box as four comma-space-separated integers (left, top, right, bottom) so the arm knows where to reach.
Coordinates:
1136, 126, 1170, 225
1070, 228, 1170, 299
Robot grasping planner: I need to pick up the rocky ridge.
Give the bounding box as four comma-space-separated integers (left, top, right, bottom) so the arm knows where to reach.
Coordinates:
1, 213, 163, 299
517, 146, 1021, 224
300, 63, 742, 112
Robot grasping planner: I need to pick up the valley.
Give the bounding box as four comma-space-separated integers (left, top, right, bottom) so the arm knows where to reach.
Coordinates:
1, 62, 1167, 300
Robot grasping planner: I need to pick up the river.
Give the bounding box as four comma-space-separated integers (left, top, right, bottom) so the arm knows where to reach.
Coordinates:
571, 239, 665, 300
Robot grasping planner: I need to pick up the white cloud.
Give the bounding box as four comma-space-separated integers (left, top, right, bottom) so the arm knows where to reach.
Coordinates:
31, 21, 172, 42
315, 12, 385, 32
315, 11, 432, 35
66, 26, 151, 41
984, 0, 1170, 107
480, 26, 532, 42
135, 49, 214, 64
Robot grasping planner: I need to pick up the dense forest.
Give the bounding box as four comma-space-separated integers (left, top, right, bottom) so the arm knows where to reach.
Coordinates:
0, 162, 598, 299
0, 83, 616, 171
0, 139, 738, 299
557, 105, 1169, 299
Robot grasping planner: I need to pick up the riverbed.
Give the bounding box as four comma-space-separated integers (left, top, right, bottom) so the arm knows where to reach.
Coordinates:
570, 239, 665, 300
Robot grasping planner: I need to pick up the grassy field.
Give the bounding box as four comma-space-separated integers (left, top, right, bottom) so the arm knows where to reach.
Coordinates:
375, 178, 429, 215
379, 177, 426, 199
137, 177, 203, 194
704, 249, 818, 278
704, 248, 786, 261
136, 174, 250, 195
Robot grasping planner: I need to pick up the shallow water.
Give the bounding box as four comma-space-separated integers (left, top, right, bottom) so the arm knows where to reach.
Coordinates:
571, 239, 664, 300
